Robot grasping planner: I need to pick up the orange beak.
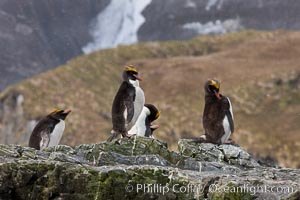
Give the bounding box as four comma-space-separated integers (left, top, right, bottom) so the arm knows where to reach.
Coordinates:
150, 124, 160, 129
64, 109, 72, 114
133, 74, 142, 81
214, 91, 221, 99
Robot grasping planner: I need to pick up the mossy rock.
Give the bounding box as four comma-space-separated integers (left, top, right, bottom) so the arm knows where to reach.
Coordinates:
0, 138, 299, 199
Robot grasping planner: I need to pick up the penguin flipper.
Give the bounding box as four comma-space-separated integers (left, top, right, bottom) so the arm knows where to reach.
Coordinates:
39, 131, 50, 150
112, 82, 135, 133
124, 89, 135, 125
124, 101, 134, 125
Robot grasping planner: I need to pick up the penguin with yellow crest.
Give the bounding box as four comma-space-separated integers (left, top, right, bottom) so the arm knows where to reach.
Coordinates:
201, 79, 234, 144
128, 104, 160, 138
107, 66, 145, 142
29, 109, 71, 150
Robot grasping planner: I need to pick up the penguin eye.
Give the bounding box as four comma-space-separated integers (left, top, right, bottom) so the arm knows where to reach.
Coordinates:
130, 72, 138, 80
209, 85, 219, 93
208, 85, 215, 92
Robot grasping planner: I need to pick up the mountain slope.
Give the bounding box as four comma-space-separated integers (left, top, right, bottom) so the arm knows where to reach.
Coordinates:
0, 0, 110, 91
1, 30, 300, 168
2, 0, 300, 91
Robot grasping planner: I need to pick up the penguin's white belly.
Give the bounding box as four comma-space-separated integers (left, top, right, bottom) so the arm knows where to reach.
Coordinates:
128, 107, 147, 136
221, 116, 231, 143
128, 86, 145, 129
228, 97, 234, 120
48, 120, 65, 147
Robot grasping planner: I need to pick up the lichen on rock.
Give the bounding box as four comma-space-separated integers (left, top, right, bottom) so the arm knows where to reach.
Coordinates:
0, 137, 299, 199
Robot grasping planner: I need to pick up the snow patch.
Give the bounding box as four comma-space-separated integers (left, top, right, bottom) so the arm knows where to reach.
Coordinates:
185, 0, 197, 8
17, 94, 24, 106
205, 0, 224, 11
15, 24, 33, 35
182, 18, 243, 35
82, 0, 152, 54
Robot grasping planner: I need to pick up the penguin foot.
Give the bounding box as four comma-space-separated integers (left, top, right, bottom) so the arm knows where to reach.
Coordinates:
223, 139, 240, 147
123, 133, 135, 138
193, 136, 207, 143
106, 135, 115, 142
107, 130, 120, 142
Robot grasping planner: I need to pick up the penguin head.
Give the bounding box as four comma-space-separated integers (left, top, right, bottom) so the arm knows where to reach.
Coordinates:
145, 104, 160, 122
49, 109, 71, 120
123, 66, 142, 84
205, 79, 221, 99
145, 104, 160, 131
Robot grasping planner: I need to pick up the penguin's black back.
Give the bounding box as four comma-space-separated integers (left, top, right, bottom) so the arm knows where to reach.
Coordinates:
144, 116, 152, 137
29, 116, 59, 150
203, 95, 232, 144
112, 81, 136, 133
144, 104, 159, 137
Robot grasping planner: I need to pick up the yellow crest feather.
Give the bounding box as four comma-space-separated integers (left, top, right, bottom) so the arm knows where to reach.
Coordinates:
209, 79, 220, 89
125, 65, 137, 73
155, 111, 161, 119
52, 109, 62, 113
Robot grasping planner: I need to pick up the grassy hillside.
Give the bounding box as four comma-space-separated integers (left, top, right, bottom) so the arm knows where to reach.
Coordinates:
1, 30, 300, 168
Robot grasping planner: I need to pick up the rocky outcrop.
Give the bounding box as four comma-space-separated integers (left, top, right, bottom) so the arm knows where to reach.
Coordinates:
0, 137, 299, 199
